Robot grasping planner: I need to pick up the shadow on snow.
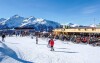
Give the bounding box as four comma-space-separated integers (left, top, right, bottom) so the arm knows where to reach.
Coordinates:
0, 42, 33, 63
54, 51, 78, 53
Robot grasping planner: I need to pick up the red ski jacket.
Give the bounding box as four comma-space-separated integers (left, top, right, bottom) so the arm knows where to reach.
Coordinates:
49, 40, 54, 46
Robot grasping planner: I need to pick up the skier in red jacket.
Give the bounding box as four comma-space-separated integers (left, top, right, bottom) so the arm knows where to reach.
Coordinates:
49, 38, 54, 51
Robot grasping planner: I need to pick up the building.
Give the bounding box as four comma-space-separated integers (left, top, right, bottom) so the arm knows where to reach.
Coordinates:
53, 27, 100, 36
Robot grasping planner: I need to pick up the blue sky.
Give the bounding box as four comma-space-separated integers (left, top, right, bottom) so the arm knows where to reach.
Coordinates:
0, 0, 100, 25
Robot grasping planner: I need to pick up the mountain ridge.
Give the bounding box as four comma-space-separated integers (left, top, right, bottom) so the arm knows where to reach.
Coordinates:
0, 15, 99, 31
0, 15, 60, 31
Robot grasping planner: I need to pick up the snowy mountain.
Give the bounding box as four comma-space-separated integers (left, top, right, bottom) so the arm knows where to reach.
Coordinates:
21, 16, 36, 26
0, 18, 8, 29
89, 24, 97, 27
22, 18, 60, 31
1, 15, 99, 30
0, 15, 60, 31
0, 18, 6, 22
0, 18, 6, 25
61, 23, 100, 28
5, 15, 25, 28
61, 23, 80, 27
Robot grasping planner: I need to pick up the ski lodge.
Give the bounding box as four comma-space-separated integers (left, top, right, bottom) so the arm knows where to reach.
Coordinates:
53, 27, 100, 36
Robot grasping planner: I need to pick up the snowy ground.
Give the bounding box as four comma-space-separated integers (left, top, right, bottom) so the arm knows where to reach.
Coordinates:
0, 36, 100, 63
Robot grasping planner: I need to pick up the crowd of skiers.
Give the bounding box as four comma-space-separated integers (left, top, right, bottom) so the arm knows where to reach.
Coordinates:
54, 34, 100, 46
33, 32, 100, 46
0, 31, 100, 50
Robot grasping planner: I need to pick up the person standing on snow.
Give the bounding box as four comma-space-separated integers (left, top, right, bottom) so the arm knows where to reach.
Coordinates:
2, 33, 6, 42
49, 38, 54, 51
36, 36, 38, 44
30, 33, 34, 39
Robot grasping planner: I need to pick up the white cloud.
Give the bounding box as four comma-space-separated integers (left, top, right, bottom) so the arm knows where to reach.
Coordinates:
82, 6, 98, 14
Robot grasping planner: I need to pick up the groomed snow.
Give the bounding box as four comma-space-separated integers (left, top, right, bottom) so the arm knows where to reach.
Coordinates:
0, 36, 100, 63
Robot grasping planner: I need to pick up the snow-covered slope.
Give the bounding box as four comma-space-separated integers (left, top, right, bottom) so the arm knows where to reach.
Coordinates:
0, 18, 6, 22
5, 15, 24, 28
21, 18, 60, 28
21, 16, 36, 26
0, 18, 8, 29
0, 36, 100, 63
21, 17, 60, 31
0, 18, 6, 25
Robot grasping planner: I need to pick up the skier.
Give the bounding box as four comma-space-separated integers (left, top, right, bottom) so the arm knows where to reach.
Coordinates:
2, 33, 6, 42
30, 33, 34, 39
49, 38, 54, 51
36, 36, 38, 44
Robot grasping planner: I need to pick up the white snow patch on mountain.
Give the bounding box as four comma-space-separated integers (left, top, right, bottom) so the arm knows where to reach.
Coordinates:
33, 18, 46, 24
61, 23, 79, 27
0, 18, 6, 25
89, 24, 97, 27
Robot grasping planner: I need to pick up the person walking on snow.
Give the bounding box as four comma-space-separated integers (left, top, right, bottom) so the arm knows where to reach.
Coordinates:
49, 38, 54, 51
2, 33, 6, 42
36, 36, 38, 44
30, 33, 34, 39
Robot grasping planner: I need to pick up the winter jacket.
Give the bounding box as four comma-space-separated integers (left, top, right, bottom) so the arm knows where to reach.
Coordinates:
49, 40, 54, 46
2, 35, 5, 38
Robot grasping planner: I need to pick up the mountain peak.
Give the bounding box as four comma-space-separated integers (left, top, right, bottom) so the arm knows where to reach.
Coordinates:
28, 16, 36, 21
36, 18, 44, 22
29, 16, 35, 19
11, 14, 21, 18
0, 18, 6, 21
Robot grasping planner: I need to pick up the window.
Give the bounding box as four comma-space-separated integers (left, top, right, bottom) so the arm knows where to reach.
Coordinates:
92, 28, 95, 31
62, 29, 65, 31
78, 28, 80, 31
85, 28, 87, 31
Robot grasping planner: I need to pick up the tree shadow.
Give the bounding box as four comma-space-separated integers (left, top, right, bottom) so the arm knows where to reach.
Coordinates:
0, 42, 33, 63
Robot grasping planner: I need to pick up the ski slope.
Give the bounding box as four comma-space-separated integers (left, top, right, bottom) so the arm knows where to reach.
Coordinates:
0, 36, 100, 63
